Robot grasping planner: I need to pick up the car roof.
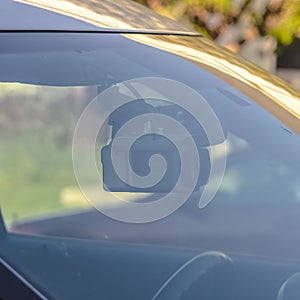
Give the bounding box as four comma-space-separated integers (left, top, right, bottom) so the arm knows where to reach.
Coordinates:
0, 0, 197, 35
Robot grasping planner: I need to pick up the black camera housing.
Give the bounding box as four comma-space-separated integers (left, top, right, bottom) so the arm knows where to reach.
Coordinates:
101, 99, 211, 193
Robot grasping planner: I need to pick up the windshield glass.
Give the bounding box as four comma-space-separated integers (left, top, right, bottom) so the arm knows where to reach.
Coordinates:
1, 32, 300, 261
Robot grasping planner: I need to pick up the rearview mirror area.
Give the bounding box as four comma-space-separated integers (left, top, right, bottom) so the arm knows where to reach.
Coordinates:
101, 99, 211, 193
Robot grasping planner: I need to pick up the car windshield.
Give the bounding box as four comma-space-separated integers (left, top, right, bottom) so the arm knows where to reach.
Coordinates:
0, 32, 300, 299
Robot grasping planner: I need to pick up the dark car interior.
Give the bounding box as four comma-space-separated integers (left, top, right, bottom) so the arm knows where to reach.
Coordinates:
1, 226, 300, 300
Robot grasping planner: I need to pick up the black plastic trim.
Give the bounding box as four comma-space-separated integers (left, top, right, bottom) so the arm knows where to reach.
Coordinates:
0, 256, 48, 300
0, 29, 201, 36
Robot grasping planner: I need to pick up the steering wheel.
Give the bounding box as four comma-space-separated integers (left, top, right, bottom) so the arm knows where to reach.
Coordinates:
277, 272, 300, 300
152, 251, 234, 300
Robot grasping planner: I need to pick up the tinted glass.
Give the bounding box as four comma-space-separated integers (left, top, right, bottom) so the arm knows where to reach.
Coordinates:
0, 33, 300, 256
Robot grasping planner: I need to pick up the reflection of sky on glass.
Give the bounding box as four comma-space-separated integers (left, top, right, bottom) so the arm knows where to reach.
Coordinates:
127, 34, 300, 121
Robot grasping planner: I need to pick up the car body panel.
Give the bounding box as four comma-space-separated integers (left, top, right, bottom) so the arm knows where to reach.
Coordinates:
1, 0, 197, 34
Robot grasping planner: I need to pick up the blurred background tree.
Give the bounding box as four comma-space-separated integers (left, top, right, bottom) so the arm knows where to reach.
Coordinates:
134, 0, 300, 73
